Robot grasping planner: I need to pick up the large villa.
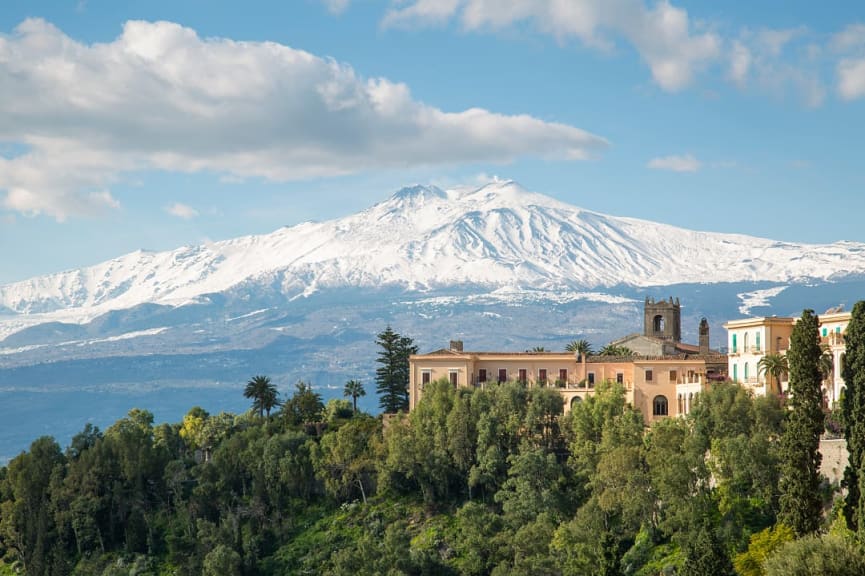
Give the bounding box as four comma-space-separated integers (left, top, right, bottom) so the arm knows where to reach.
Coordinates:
409, 298, 852, 423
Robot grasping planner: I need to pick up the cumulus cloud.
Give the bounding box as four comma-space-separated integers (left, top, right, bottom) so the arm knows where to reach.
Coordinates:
382, 0, 720, 92
0, 19, 607, 220
165, 202, 199, 219
647, 154, 701, 173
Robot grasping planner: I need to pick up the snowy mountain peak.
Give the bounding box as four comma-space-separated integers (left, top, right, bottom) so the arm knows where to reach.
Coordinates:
390, 184, 447, 202
3, 181, 865, 321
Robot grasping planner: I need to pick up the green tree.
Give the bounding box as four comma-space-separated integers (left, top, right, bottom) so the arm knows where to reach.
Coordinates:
778, 309, 825, 536
244, 374, 280, 418
313, 416, 380, 503
203, 544, 242, 576
763, 533, 865, 576
733, 524, 795, 576
343, 379, 366, 413
843, 300, 865, 530
375, 326, 417, 413
680, 519, 734, 576
282, 381, 325, 426
758, 353, 788, 396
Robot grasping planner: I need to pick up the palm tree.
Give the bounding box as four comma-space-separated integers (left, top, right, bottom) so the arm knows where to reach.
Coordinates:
566, 339, 593, 385
244, 375, 280, 418
529, 346, 546, 352
343, 379, 366, 413
758, 353, 788, 395
599, 344, 634, 357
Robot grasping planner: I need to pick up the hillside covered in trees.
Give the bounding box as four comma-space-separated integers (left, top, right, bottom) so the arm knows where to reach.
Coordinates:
4, 306, 865, 575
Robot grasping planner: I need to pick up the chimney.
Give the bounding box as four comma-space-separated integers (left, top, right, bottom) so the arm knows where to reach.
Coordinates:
699, 318, 710, 355
449, 340, 463, 352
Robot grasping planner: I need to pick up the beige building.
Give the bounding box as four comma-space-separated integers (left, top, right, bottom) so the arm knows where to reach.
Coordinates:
723, 307, 851, 405
409, 298, 726, 424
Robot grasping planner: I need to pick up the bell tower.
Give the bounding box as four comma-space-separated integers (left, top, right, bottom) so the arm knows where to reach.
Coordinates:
644, 296, 681, 342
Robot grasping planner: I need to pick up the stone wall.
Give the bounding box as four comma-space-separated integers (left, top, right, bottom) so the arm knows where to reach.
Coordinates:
820, 438, 849, 485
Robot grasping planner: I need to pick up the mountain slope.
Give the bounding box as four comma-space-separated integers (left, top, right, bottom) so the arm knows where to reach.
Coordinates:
2, 180, 865, 317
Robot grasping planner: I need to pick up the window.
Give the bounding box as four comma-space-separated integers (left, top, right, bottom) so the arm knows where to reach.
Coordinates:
678, 394, 684, 414
654, 315, 665, 333
570, 396, 582, 409
449, 370, 458, 387
518, 369, 527, 383
421, 371, 431, 386
653, 395, 669, 416
616, 372, 624, 384
732, 334, 737, 353
645, 369, 653, 382
498, 369, 507, 383
755, 332, 761, 351
744, 362, 749, 380
823, 327, 828, 337
559, 369, 568, 384
538, 369, 547, 386
743, 333, 749, 352
587, 372, 595, 387
837, 327, 842, 334
669, 370, 677, 382
733, 364, 738, 382
478, 369, 487, 383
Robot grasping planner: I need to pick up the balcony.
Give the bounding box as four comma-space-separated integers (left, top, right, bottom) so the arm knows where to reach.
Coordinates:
822, 332, 845, 347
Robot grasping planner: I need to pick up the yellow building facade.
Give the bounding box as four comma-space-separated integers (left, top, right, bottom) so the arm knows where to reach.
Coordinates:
408, 340, 726, 424
723, 309, 851, 405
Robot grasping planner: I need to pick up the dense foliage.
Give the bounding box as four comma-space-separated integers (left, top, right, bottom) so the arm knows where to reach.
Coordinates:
3, 305, 865, 575
0, 378, 841, 576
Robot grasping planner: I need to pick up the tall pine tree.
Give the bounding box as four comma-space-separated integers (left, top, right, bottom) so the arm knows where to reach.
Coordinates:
375, 326, 418, 413
778, 309, 825, 535
842, 300, 865, 530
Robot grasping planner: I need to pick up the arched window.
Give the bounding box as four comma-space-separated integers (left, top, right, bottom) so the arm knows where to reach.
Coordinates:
688, 392, 694, 413
570, 396, 582, 409
654, 315, 665, 333
678, 394, 684, 414
653, 395, 668, 416
755, 332, 761, 351
744, 333, 749, 352
733, 364, 738, 382
744, 362, 749, 380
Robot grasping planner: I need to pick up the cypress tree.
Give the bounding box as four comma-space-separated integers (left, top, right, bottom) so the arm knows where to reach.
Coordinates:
778, 309, 825, 535
375, 326, 417, 413
842, 301, 865, 530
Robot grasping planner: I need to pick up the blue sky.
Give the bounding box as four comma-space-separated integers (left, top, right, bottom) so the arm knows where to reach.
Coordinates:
1, 0, 864, 285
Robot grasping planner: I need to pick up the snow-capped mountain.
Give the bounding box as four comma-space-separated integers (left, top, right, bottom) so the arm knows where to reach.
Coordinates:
2, 180, 865, 318
3, 179, 865, 461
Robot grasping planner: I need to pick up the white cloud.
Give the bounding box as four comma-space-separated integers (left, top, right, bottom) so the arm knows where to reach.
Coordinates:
832, 24, 865, 100
382, 0, 721, 92
647, 154, 701, 173
728, 27, 825, 107
0, 19, 607, 220
165, 202, 199, 219
321, 0, 351, 15
728, 40, 752, 86
831, 23, 865, 53
838, 58, 865, 99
